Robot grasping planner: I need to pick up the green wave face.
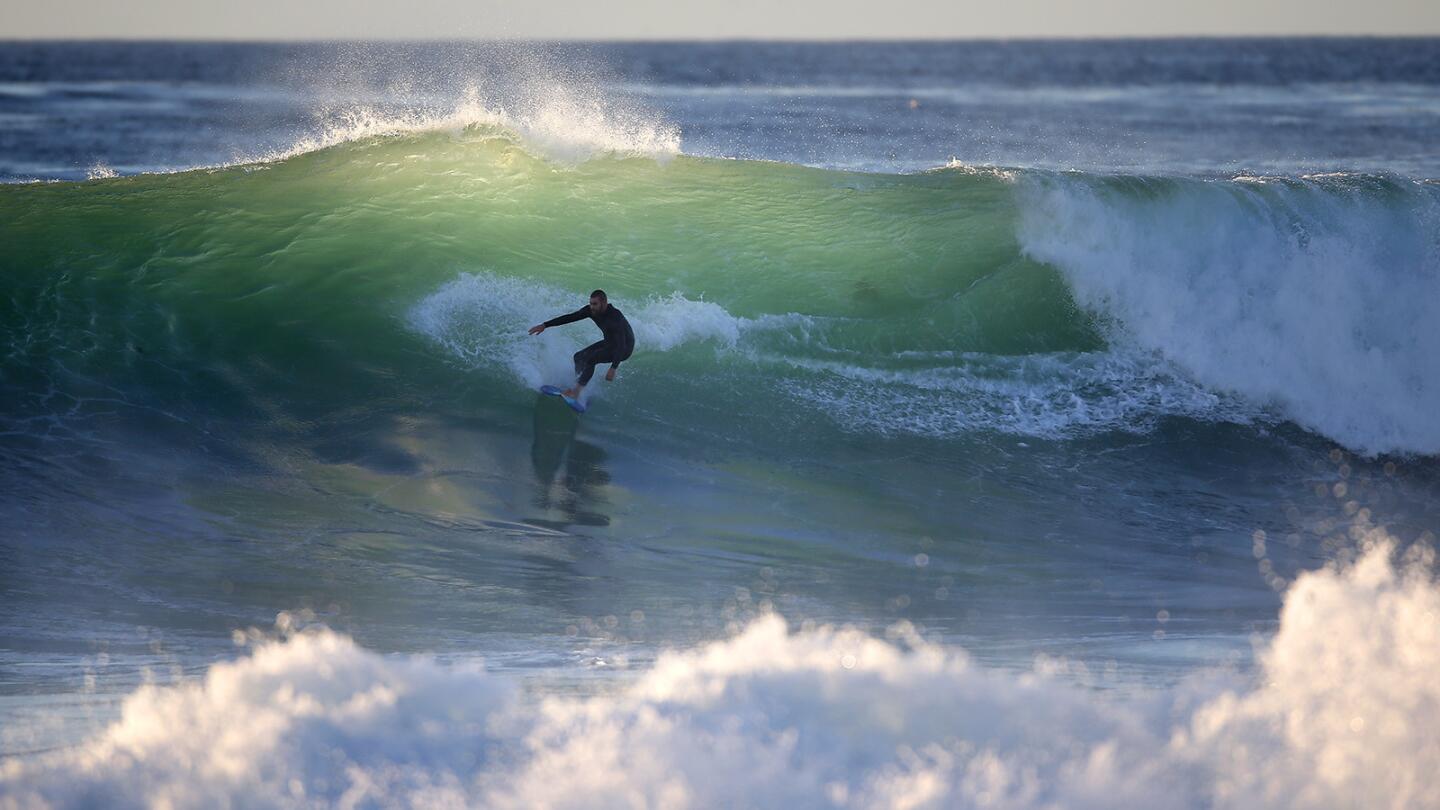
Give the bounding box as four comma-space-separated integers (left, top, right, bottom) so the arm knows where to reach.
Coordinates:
0, 128, 1108, 453
22, 127, 1437, 459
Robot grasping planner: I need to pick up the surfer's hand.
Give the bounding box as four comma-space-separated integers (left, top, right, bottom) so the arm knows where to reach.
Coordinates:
528, 324, 545, 335
605, 367, 617, 382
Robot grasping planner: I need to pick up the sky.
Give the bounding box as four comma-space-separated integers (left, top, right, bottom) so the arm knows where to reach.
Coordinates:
5, 0, 1440, 39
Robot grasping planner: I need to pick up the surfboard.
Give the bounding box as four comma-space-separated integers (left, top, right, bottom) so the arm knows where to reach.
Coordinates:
539, 385, 587, 413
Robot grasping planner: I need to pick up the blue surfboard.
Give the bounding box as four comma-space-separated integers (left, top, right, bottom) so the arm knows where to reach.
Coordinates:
540, 385, 587, 413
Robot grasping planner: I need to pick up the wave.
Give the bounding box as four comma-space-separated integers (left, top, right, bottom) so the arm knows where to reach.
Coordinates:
1, 126, 1437, 454
1019, 171, 1440, 456
4, 535, 1435, 809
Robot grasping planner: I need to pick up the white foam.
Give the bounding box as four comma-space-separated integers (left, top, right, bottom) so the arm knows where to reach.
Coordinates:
1017, 173, 1440, 456
5, 536, 1437, 809
768, 349, 1254, 440
940, 159, 1019, 182
409, 272, 1254, 439
408, 273, 743, 392
630, 292, 741, 352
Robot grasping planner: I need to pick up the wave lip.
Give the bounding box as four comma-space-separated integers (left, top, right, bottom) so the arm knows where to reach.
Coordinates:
3, 537, 1436, 809
253, 85, 681, 168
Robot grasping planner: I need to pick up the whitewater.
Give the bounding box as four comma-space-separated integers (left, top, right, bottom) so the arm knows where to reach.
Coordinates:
5, 537, 1438, 809
2, 39, 1439, 810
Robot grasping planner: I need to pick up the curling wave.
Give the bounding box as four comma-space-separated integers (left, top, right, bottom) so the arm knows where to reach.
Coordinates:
1, 126, 1437, 455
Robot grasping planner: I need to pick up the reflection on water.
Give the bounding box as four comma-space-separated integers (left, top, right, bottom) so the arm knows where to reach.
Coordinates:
530, 395, 612, 528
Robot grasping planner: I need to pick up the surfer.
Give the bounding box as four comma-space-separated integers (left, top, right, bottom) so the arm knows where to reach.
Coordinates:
529, 289, 635, 400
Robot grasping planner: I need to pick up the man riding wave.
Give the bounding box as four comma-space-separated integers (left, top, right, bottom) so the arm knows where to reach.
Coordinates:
529, 289, 635, 401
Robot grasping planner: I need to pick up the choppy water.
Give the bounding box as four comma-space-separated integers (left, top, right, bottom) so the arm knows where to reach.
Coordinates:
2, 40, 1439, 808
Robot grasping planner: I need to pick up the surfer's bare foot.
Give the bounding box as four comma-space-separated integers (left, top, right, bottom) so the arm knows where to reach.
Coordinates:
563, 388, 580, 399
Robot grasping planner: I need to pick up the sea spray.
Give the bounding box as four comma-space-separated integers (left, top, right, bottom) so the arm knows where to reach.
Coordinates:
254, 84, 681, 168
4, 537, 1436, 809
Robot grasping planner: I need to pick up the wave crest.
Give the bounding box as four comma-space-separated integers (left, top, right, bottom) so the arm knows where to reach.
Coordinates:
255, 84, 681, 167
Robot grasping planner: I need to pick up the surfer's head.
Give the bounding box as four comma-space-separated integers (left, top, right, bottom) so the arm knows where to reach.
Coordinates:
589, 289, 609, 315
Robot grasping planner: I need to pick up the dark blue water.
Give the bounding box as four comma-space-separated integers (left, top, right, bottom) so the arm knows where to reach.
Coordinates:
4, 39, 1439, 180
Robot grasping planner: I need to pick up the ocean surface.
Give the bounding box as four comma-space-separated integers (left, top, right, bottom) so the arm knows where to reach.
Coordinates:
2, 39, 1439, 808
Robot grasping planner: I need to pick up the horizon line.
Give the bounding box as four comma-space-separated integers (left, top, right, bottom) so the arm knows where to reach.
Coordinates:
4, 33, 1440, 44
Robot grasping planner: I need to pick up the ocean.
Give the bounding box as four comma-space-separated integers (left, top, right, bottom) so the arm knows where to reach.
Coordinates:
2, 39, 1439, 808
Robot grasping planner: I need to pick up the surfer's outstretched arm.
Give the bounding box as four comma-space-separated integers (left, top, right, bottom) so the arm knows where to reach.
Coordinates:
529, 306, 590, 335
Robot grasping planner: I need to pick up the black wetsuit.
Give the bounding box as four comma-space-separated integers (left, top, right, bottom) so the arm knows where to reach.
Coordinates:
544, 304, 635, 385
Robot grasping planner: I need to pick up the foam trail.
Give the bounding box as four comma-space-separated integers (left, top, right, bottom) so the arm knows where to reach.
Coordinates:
4, 536, 1437, 809
630, 292, 741, 352
1017, 172, 1440, 456
408, 272, 579, 390
407, 273, 742, 391
773, 349, 1256, 439
408, 273, 1251, 437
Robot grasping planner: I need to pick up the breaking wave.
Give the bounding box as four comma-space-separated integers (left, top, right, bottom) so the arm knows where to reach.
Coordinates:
4, 537, 1436, 809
